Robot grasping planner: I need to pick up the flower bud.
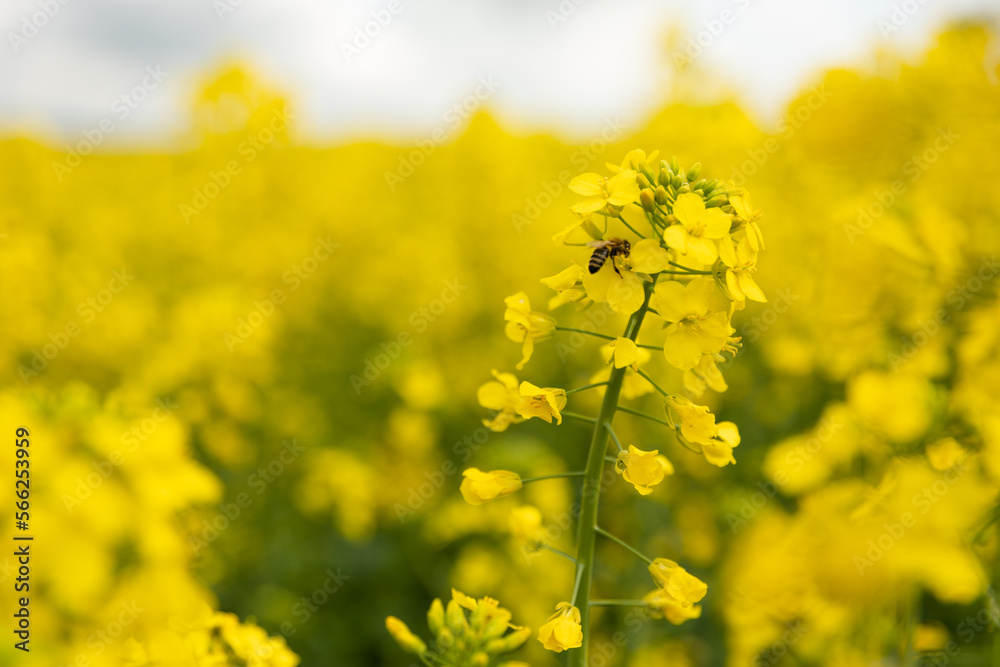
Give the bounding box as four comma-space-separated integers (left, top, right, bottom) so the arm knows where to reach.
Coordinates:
446, 599, 469, 635
658, 165, 672, 187
686, 162, 702, 181
668, 155, 680, 175
485, 626, 532, 653
655, 185, 669, 205
427, 599, 445, 636
638, 162, 656, 185
637, 172, 652, 190
581, 218, 604, 240
705, 194, 729, 208
671, 174, 684, 189
436, 626, 455, 649
639, 188, 656, 211
385, 617, 427, 655
472, 651, 490, 667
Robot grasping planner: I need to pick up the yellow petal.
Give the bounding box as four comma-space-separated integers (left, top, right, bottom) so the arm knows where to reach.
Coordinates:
568, 173, 603, 196
629, 239, 671, 273
611, 338, 639, 369
673, 193, 705, 225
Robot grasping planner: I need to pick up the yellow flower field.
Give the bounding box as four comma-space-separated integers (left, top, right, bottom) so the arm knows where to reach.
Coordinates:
2, 21, 999, 667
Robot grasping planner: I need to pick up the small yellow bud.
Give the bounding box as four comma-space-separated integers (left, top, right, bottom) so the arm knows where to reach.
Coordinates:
485, 626, 532, 653
655, 185, 668, 205
686, 162, 702, 181
446, 599, 469, 635
472, 651, 489, 667
705, 194, 729, 208
639, 188, 656, 211
460, 469, 523, 505
437, 626, 455, 649
581, 217, 604, 239
638, 162, 656, 184
668, 155, 680, 174
637, 172, 652, 189
427, 598, 445, 635
385, 617, 427, 655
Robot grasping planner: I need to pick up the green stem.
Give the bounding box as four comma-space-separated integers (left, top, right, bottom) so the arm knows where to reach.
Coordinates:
556, 325, 617, 341
595, 525, 653, 565
521, 471, 585, 484
668, 260, 710, 273
563, 411, 597, 424
570, 279, 656, 667
617, 405, 674, 428
566, 382, 610, 395
614, 213, 646, 239
636, 368, 671, 397
589, 599, 649, 607
604, 421, 624, 452
539, 543, 578, 565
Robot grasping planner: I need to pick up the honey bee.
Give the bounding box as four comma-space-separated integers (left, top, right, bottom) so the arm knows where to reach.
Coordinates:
587, 238, 631, 275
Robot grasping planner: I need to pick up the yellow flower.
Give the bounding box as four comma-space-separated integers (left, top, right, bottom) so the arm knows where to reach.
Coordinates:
616, 445, 673, 495
515, 381, 567, 424
682, 353, 728, 396
504, 292, 556, 369
607, 148, 659, 173
477, 370, 524, 432
663, 193, 731, 264
537, 602, 583, 653
540, 264, 587, 309
385, 617, 427, 655
568, 170, 641, 213
664, 395, 718, 446
628, 238, 673, 274
926, 437, 967, 471
729, 191, 764, 251
701, 421, 740, 467
718, 235, 766, 305
460, 468, 523, 505
509, 505, 544, 546
651, 278, 732, 370
602, 337, 640, 369
581, 257, 646, 315
643, 588, 703, 625
647, 558, 708, 604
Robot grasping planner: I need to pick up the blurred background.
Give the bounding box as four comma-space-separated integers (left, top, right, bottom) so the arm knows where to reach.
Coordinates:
2, 1, 1000, 665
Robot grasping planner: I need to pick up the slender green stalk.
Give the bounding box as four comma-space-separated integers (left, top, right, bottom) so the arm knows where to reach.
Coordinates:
539, 543, 578, 565
521, 471, 585, 484
570, 279, 656, 667
636, 368, 670, 397
617, 405, 674, 427
556, 326, 617, 341
566, 381, 610, 395
604, 421, 624, 452
563, 411, 597, 424
595, 526, 653, 565
614, 213, 647, 239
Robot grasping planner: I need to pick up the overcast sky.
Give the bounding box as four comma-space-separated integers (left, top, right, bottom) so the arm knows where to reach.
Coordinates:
0, 0, 996, 148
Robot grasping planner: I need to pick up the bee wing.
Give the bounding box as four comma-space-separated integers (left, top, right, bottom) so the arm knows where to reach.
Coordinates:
587, 240, 611, 249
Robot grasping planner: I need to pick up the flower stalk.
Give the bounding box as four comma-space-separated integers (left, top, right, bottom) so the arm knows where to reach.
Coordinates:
570, 279, 656, 667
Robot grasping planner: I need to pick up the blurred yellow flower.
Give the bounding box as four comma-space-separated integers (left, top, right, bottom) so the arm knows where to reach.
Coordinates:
603, 337, 640, 369
718, 235, 766, 305
702, 421, 740, 467
460, 469, 523, 505
503, 292, 556, 369
537, 602, 583, 652
478, 369, 524, 432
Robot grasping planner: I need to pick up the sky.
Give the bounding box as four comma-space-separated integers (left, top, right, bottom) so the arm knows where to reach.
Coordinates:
0, 0, 997, 149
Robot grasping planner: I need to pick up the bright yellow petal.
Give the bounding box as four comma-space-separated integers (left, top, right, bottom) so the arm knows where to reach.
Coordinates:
673, 193, 706, 226
629, 239, 671, 274
612, 338, 639, 369
568, 173, 603, 196
663, 326, 703, 370
606, 268, 645, 315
